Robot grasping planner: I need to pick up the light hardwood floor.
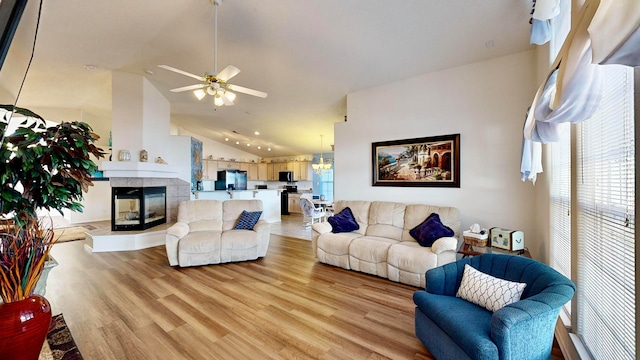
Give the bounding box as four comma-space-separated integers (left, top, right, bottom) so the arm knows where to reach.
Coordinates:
46, 218, 564, 359
47, 233, 433, 359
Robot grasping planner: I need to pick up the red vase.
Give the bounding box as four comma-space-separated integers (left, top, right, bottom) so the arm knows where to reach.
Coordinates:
0, 295, 52, 360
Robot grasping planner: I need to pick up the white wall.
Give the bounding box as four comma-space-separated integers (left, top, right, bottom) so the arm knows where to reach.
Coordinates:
339, 50, 544, 256
176, 127, 260, 163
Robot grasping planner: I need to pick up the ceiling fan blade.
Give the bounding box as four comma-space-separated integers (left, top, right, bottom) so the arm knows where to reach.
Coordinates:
170, 84, 207, 93
227, 84, 268, 98
158, 65, 204, 81
216, 65, 240, 82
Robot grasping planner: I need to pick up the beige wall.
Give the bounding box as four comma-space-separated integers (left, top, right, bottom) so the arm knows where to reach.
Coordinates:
338, 50, 546, 258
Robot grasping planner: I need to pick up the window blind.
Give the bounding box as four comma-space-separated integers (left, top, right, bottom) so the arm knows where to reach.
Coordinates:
549, 126, 571, 318
576, 65, 635, 360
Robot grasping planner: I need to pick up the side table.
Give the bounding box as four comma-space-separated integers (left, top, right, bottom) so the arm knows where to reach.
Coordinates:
458, 244, 531, 258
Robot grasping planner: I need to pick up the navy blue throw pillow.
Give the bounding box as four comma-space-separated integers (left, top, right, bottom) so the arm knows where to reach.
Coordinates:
409, 213, 454, 247
328, 207, 359, 233
234, 210, 262, 230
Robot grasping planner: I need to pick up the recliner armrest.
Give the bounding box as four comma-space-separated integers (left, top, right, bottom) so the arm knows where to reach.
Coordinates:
431, 236, 458, 254
167, 222, 190, 239
311, 222, 332, 235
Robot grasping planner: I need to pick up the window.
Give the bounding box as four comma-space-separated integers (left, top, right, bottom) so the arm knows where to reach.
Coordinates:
575, 65, 635, 360
549, 124, 571, 318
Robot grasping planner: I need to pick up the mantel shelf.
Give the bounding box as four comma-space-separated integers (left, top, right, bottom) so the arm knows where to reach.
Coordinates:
101, 161, 178, 178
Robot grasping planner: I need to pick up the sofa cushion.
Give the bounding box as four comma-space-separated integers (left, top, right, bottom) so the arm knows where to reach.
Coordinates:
348, 236, 398, 277
409, 213, 454, 247
456, 264, 527, 312
366, 202, 406, 240
233, 210, 262, 230
328, 207, 359, 233
223, 200, 264, 231
333, 200, 371, 235
179, 231, 222, 253
387, 241, 439, 287
403, 205, 460, 242
316, 231, 361, 269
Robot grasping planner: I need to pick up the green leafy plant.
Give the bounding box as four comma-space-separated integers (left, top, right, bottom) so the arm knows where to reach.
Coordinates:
0, 105, 104, 302
0, 105, 105, 225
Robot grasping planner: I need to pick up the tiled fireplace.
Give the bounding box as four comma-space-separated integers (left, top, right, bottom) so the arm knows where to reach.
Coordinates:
111, 186, 167, 231
109, 177, 191, 228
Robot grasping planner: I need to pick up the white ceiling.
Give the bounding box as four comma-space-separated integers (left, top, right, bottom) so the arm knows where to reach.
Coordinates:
1, 0, 534, 158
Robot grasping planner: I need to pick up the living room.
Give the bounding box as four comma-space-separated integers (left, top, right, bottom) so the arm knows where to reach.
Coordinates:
0, 1, 637, 359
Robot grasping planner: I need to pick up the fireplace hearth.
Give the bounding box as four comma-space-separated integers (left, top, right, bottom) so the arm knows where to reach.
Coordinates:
112, 186, 166, 231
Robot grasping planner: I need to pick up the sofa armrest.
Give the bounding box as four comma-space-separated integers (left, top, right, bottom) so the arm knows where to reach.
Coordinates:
431, 236, 458, 254
311, 222, 332, 235
253, 219, 269, 233
167, 222, 190, 239
491, 293, 570, 358
165, 222, 190, 266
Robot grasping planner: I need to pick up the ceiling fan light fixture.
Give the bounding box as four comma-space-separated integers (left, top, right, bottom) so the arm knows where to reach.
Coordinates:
194, 89, 206, 100
214, 94, 224, 106
224, 90, 236, 102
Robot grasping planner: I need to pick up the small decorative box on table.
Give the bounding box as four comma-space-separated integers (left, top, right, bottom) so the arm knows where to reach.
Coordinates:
459, 230, 489, 257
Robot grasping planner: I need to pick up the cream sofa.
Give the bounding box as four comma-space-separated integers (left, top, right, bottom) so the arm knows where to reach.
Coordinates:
165, 199, 270, 267
311, 200, 460, 287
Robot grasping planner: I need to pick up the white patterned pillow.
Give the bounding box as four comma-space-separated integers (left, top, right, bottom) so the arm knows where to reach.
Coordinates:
456, 264, 527, 312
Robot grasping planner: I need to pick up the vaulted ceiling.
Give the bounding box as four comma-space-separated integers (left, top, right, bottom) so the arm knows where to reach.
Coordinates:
1, 0, 534, 158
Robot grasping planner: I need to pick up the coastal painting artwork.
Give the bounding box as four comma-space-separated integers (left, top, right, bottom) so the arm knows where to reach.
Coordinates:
372, 134, 460, 187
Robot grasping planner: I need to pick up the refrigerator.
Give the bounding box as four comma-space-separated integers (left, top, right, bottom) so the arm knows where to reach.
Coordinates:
215, 170, 248, 190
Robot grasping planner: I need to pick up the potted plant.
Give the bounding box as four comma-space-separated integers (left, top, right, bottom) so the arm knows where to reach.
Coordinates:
0, 104, 104, 359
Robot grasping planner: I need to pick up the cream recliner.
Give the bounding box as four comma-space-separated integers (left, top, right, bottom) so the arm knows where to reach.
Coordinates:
165, 199, 270, 267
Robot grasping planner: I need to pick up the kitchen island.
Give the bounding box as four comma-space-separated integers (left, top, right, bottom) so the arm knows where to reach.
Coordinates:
192, 189, 282, 223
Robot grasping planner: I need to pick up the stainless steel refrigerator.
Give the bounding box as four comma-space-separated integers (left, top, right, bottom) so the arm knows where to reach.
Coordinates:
214, 170, 248, 190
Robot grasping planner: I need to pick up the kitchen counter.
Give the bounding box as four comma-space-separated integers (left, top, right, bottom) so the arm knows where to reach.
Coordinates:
191, 189, 281, 223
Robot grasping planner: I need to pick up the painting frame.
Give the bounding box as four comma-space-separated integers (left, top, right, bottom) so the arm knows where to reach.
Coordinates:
372, 134, 460, 188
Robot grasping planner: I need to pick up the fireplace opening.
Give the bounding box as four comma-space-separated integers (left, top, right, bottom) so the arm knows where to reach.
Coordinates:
112, 186, 166, 231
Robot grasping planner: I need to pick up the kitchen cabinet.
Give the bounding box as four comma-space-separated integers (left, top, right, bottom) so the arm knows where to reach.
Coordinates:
258, 163, 268, 180
267, 163, 275, 180
287, 193, 301, 214
248, 163, 259, 180
298, 161, 312, 181
204, 160, 218, 180
288, 162, 301, 181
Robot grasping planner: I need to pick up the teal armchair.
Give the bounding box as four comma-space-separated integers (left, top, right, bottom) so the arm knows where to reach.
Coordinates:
413, 254, 575, 360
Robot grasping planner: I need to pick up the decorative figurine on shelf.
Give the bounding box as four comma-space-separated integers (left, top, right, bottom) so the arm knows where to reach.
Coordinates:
140, 149, 148, 162
156, 157, 168, 164
118, 149, 131, 161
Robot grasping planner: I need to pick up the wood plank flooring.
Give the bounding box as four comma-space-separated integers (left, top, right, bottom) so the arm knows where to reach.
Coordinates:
47, 235, 434, 359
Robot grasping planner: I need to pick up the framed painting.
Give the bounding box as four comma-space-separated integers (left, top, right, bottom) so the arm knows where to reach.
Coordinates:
372, 134, 460, 187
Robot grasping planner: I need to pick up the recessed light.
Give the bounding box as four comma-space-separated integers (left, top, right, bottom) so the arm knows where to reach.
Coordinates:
247, 143, 251, 147
267, 147, 271, 151
83, 65, 96, 70
236, 141, 240, 145
257, 146, 261, 150
224, 137, 229, 141
254, 131, 260, 135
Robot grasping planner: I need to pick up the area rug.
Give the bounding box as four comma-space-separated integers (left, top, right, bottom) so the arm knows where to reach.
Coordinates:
53, 226, 91, 243
47, 314, 83, 360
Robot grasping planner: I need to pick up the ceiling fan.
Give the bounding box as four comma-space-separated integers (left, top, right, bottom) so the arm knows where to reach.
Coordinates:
158, 0, 267, 106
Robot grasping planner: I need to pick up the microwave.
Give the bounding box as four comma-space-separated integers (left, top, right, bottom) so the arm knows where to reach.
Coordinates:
279, 171, 294, 182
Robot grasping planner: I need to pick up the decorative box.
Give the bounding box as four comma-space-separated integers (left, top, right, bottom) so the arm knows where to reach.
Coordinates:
463, 230, 488, 247
489, 227, 525, 251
